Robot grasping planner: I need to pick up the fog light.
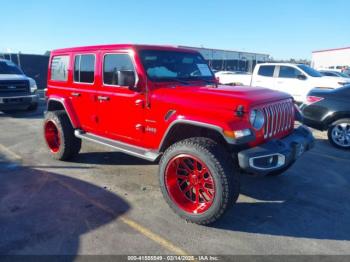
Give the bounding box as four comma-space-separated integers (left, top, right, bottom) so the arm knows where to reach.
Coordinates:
249, 154, 286, 170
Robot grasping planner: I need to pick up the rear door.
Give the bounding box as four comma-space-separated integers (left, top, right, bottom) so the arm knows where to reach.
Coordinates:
96, 51, 145, 145
252, 65, 276, 89
69, 53, 98, 132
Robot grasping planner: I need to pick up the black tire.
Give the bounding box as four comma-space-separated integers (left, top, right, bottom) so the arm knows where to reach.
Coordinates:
43, 110, 81, 160
27, 103, 38, 112
327, 118, 350, 150
159, 137, 239, 225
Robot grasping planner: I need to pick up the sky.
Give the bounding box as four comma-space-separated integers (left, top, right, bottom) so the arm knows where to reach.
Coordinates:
1, 0, 349, 59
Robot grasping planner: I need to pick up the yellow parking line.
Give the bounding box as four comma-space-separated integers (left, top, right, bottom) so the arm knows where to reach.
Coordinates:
120, 217, 189, 256
0, 142, 189, 255
0, 143, 22, 161
55, 178, 189, 256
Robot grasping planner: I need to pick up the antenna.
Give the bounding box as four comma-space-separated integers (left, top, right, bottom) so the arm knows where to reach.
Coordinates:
6, 48, 12, 62
17, 52, 21, 69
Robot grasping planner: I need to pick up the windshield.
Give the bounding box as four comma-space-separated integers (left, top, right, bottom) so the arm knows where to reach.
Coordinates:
297, 64, 322, 77
0, 60, 23, 75
338, 72, 350, 78
320, 71, 349, 78
139, 50, 215, 82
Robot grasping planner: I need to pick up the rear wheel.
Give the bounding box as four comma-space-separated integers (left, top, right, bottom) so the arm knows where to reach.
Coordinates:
327, 119, 350, 149
43, 111, 81, 160
159, 138, 239, 225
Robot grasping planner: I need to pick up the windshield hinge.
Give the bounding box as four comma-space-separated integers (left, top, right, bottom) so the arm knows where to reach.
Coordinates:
235, 105, 245, 117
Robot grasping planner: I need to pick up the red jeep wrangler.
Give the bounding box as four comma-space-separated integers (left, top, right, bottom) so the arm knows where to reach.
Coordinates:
44, 44, 314, 225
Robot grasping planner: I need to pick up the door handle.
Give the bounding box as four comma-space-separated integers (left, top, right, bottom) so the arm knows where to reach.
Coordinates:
71, 92, 81, 97
97, 96, 110, 101
135, 99, 144, 108
135, 124, 145, 132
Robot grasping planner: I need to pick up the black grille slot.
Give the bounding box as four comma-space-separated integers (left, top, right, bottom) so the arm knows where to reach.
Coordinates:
261, 99, 294, 139
0, 80, 30, 96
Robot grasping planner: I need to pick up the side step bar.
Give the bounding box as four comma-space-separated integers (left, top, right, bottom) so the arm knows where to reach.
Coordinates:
74, 130, 160, 162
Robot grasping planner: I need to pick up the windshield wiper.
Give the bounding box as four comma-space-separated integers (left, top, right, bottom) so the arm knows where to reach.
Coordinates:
173, 78, 192, 85
194, 78, 217, 85
155, 78, 215, 86
157, 78, 191, 85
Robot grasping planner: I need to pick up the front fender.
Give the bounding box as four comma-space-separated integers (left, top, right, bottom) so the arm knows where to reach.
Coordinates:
158, 114, 253, 151
323, 111, 350, 129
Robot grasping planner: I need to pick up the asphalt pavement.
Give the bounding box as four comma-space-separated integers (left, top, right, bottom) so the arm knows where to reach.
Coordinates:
0, 102, 350, 257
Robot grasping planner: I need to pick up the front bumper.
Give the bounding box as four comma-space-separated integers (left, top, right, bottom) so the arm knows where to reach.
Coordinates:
238, 125, 315, 175
0, 94, 39, 110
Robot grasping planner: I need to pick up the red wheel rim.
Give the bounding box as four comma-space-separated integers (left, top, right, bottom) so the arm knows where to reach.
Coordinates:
165, 154, 216, 214
44, 121, 60, 153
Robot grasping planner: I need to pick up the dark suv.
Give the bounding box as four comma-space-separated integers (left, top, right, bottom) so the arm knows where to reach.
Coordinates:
301, 85, 350, 149
0, 59, 39, 113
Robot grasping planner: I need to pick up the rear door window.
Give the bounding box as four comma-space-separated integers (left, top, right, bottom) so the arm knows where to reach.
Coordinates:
74, 54, 95, 84
258, 65, 275, 77
51, 55, 69, 81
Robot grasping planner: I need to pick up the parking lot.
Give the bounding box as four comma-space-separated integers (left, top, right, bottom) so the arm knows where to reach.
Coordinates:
0, 100, 350, 257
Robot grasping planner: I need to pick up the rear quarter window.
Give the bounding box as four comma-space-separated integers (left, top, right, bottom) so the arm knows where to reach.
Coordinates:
258, 65, 275, 77
51, 55, 69, 81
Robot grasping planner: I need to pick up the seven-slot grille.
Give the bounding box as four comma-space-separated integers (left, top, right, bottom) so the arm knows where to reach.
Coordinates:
261, 99, 294, 139
0, 80, 30, 96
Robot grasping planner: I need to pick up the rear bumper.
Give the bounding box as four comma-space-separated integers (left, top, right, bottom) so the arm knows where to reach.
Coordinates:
238, 125, 314, 175
0, 94, 39, 110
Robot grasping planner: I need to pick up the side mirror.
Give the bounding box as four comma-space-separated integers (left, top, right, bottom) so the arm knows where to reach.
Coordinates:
117, 70, 136, 89
297, 74, 307, 80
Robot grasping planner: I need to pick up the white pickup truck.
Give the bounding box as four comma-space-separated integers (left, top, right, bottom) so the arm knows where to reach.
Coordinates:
216, 63, 350, 103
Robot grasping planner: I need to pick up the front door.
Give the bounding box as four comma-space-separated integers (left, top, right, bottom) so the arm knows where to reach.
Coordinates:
96, 51, 145, 146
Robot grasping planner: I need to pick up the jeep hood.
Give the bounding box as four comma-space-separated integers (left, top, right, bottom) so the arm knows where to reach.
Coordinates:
155, 84, 291, 111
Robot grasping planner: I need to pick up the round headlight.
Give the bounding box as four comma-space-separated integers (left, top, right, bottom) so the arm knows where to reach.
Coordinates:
250, 109, 265, 130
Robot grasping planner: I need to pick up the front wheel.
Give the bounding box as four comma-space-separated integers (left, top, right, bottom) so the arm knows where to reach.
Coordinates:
327, 119, 350, 149
159, 138, 239, 225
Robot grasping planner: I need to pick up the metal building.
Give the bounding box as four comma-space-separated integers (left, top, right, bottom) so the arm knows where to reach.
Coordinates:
179, 46, 270, 72
311, 47, 350, 71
